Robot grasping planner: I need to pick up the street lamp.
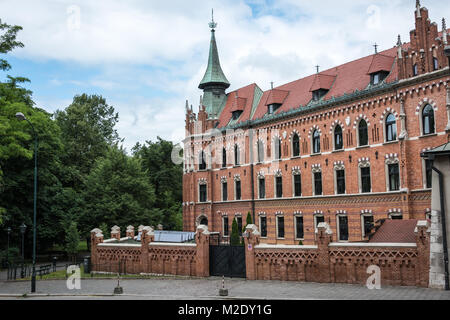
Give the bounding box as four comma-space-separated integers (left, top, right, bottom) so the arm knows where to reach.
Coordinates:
15, 112, 38, 293
20, 223, 26, 261
6, 227, 11, 265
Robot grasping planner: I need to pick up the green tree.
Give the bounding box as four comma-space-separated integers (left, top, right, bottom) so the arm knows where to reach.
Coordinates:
54, 94, 120, 190
65, 222, 79, 263
132, 138, 183, 230
230, 218, 240, 246
80, 146, 160, 237
0, 18, 24, 72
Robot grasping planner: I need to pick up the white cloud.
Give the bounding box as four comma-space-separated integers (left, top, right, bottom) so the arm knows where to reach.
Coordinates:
2, 0, 450, 149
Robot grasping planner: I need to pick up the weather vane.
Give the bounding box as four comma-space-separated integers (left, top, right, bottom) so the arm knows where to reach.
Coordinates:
209, 8, 217, 30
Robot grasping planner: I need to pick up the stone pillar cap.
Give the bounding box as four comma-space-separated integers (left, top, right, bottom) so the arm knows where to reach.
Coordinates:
91, 228, 102, 234
315, 222, 333, 235
245, 224, 260, 236
111, 225, 120, 231
196, 224, 210, 235
142, 226, 154, 235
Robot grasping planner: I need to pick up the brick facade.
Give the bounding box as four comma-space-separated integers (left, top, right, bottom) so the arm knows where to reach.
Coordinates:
182, 3, 450, 246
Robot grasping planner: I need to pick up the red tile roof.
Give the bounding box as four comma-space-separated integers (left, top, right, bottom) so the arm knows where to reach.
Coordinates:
310, 73, 336, 92
230, 96, 247, 112
217, 83, 257, 128
216, 42, 417, 128
369, 219, 419, 243
265, 89, 289, 106
367, 53, 396, 74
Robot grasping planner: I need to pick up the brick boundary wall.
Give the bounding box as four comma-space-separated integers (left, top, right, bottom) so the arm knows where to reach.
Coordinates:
90, 221, 431, 288
244, 221, 430, 287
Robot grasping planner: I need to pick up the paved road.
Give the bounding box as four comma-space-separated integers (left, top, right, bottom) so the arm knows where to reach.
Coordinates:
0, 277, 449, 300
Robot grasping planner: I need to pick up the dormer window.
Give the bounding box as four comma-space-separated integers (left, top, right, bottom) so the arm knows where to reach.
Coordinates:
370, 71, 389, 85
268, 103, 281, 115
312, 89, 328, 102
232, 110, 242, 120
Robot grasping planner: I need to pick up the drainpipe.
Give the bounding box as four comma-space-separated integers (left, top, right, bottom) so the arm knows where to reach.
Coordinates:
429, 155, 450, 290
249, 126, 256, 224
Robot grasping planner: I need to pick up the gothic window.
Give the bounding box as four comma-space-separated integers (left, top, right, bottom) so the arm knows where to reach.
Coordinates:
362, 214, 374, 238
293, 174, 302, 197
275, 176, 283, 198
425, 159, 433, 189
223, 216, 229, 237
236, 216, 243, 236
433, 57, 439, 71
235, 180, 242, 200
259, 177, 266, 199
358, 119, 369, 146
312, 130, 321, 154
257, 140, 264, 163
234, 144, 240, 165
422, 104, 435, 135
385, 113, 397, 142
199, 184, 207, 202
222, 181, 228, 201
336, 169, 346, 194
199, 151, 206, 170
295, 215, 304, 239
337, 215, 349, 241
360, 167, 371, 193
314, 214, 325, 229
274, 137, 282, 160
292, 133, 300, 157
388, 163, 400, 191
277, 216, 285, 238
334, 125, 343, 150
222, 148, 227, 168
413, 64, 418, 76
314, 172, 322, 195
260, 216, 267, 237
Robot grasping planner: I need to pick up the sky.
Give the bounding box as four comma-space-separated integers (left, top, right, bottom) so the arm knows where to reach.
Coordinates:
1, 0, 450, 152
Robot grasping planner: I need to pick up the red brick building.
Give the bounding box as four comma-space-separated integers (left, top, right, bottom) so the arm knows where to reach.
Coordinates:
182, 2, 450, 246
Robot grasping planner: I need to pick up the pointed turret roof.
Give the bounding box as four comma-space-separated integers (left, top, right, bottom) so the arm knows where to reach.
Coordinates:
198, 13, 230, 90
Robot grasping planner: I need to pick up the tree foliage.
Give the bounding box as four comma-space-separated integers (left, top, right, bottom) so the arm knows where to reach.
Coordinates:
230, 218, 240, 246
65, 222, 79, 262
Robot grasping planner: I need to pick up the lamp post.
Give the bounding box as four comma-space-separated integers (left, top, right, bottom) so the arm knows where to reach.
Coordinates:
20, 223, 26, 261
6, 227, 11, 265
15, 112, 38, 293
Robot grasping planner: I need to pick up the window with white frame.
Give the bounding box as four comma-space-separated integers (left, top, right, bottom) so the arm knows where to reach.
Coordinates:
312, 165, 322, 196
421, 104, 435, 135
259, 215, 267, 237
293, 172, 302, 197
312, 129, 321, 154
361, 213, 374, 238
424, 159, 433, 189
223, 216, 229, 237
314, 214, 325, 230
258, 175, 266, 199
199, 151, 207, 170
234, 144, 240, 166
385, 113, 397, 142
358, 119, 369, 146
274, 137, 282, 160
334, 125, 343, 150
334, 162, 346, 195
336, 213, 349, 241
292, 133, 300, 157
276, 214, 285, 239
221, 180, 228, 201
199, 182, 207, 203
257, 140, 264, 163
235, 179, 241, 200
295, 214, 304, 239
275, 171, 283, 198
385, 157, 400, 191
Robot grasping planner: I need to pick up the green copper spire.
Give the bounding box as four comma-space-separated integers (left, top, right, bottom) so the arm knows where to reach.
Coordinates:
198, 10, 230, 90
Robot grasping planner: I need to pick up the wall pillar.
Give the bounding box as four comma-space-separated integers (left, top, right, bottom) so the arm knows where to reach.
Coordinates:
111, 225, 120, 240
316, 222, 332, 283
415, 220, 430, 287
90, 228, 103, 270
244, 224, 260, 280
126, 225, 135, 238
140, 226, 154, 273
445, 85, 450, 132
195, 224, 210, 277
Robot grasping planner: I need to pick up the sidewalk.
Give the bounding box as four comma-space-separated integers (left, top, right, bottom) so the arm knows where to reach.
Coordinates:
1, 277, 449, 300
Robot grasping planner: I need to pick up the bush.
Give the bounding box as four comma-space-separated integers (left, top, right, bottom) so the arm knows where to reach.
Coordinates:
230, 219, 240, 246
0, 247, 20, 267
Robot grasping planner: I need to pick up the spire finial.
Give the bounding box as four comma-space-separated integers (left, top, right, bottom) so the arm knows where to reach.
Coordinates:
270, 82, 274, 90
209, 8, 217, 30
373, 43, 378, 54
315, 65, 320, 73
443, 18, 447, 31
186, 99, 189, 111
416, 0, 421, 18
397, 35, 402, 46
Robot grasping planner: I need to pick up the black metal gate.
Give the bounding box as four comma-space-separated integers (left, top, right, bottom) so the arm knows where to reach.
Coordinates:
209, 245, 246, 278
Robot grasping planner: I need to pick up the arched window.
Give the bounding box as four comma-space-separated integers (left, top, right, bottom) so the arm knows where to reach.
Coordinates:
234, 144, 240, 165
385, 113, 397, 142
433, 57, 438, 71
292, 133, 300, 157
413, 64, 418, 76
334, 125, 343, 150
274, 138, 282, 160
222, 148, 227, 168
199, 151, 206, 170
358, 119, 368, 146
312, 130, 321, 154
257, 140, 264, 163
422, 104, 435, 135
